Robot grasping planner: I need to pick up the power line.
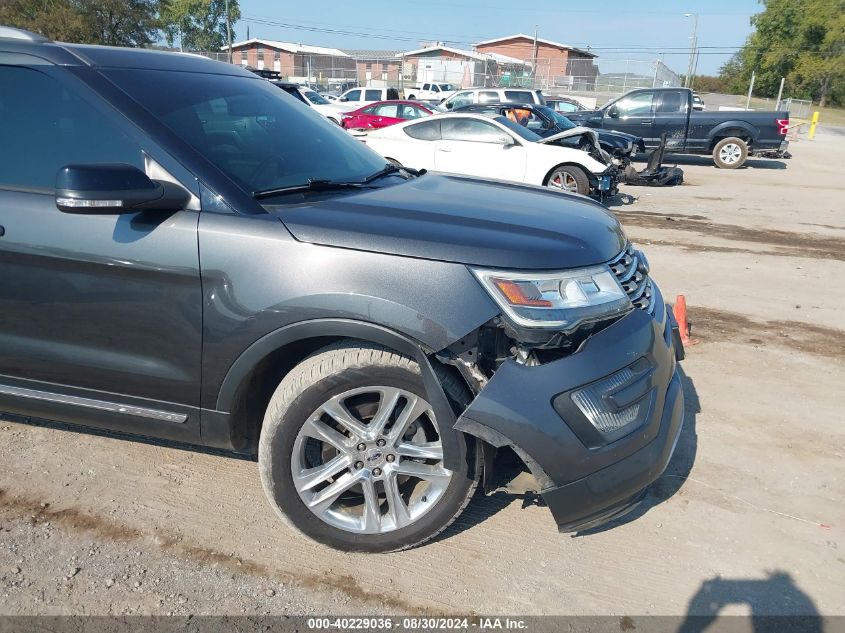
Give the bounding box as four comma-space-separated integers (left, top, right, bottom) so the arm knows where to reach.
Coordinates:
239, 15, 843, 58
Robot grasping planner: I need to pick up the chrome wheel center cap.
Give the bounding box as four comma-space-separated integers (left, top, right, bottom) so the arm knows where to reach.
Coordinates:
364, 447, 386, 468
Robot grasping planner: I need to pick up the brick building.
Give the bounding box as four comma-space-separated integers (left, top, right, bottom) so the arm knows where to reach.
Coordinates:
474, 34, 598, 88
226, 39, 355, 83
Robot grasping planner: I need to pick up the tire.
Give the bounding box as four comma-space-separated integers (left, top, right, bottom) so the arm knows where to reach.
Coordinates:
712, 137, 748, 169
407, 94, 416, 100
546, 165, 590, 195
258, 340, 478, 552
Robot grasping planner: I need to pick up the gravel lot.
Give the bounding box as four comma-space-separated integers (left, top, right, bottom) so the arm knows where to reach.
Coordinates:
1, 129, 843, 618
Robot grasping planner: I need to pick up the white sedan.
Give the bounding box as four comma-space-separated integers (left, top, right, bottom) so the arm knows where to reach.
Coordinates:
363, 113, 616, 196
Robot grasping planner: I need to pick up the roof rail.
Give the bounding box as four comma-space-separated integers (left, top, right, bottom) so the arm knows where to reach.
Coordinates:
0, 26, 50, 42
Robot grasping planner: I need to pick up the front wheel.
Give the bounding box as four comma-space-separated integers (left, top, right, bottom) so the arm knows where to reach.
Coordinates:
546, 165, 590, 195
712, 137, 748, 169
258, 341, 478, 552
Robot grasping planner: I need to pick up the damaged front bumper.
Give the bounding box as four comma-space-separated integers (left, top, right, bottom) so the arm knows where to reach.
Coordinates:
454, 284, 684, 532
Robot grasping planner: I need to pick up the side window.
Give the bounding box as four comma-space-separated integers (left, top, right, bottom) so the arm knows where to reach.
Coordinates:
374, 104, 399, 118
422, 83, 430, 91
400, 105, 426, 119
431, 85, 440, 93
361, 105, 378, 114
441, 118, 511, 143
364, 89, 381, 101
553, 100, 578, 113
657, 90, 686, 113
447, 91, 475, 109
504, 90, 533, 103
479, 91, 500, 104
0, 66, 142, 191
404, 119, 441, 141
615, 92, 655, 117
345, 89, 361, 101
386, 88, 399, 100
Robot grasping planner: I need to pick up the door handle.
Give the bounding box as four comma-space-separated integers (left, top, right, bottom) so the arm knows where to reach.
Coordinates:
437, 147, 451, 152
0, 225, 5, 237
642, 120, 654, 124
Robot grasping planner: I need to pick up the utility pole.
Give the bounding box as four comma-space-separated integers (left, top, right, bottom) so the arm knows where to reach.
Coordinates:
532, 25, 538, 89
684, 13, 698, 88
745, 71, 756, 110
224, 0, 232, 64
775, 76, 785, 110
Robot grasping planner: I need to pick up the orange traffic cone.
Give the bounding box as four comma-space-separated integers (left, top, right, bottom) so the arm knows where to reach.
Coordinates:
673, 295, 693, 346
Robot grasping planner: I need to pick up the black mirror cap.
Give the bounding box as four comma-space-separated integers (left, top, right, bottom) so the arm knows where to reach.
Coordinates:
55, 164, 190, 214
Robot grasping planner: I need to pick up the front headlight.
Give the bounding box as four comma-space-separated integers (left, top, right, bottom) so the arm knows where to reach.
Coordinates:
471, 265, 632, 330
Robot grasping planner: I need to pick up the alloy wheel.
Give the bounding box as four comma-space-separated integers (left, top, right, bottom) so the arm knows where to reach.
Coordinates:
548, 170, 579, 192
290, 386, 451, 534
719, 143, 743, 165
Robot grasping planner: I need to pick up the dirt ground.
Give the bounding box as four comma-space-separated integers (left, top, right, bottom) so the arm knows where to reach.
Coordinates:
2, 129, 844, 619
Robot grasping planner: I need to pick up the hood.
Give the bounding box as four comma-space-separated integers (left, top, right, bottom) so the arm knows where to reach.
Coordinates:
272, 174, 626, 270
596, 129, 641, 151
565, 110, 601, 124
538, 126, 599, 145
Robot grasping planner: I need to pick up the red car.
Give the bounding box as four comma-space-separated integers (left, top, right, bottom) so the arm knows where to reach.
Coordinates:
341, 100, 433, 130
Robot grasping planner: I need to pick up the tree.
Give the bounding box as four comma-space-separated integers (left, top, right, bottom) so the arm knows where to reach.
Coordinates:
79, 0, 162, 47
719, 0, 845, 106
0, 0, 88, 42
0, 0, 161, 47
160, 0, 240, 51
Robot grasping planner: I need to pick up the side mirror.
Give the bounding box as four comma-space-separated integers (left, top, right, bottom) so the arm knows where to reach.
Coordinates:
55, 164, 190, 214
607, 105, 620, 119
499, 135, 516, 147
445, 101, 453, 110
339, 96, 349, 102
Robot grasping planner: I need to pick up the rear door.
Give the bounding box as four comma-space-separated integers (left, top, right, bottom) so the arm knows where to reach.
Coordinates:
652, 90, 690, 150
371, 103, 404, 128
434, 118, 527, 182
0, 61, 203, 440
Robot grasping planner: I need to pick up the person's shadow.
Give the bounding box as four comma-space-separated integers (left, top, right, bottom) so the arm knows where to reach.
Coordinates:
678, 571, 824, 633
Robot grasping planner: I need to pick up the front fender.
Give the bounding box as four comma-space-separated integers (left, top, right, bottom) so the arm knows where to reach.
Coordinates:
215, 318, 471, 471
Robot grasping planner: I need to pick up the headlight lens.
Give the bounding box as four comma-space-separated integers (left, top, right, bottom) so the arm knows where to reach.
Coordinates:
472, 265, 632, 329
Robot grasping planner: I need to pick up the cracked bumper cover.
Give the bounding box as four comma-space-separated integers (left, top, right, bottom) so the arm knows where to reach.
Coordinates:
454, 285, 684, 532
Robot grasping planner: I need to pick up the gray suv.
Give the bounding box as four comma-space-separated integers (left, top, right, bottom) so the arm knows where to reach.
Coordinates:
0, 27, 684, 552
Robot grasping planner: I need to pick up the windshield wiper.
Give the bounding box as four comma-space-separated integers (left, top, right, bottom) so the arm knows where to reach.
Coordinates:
361, 163, 427, 184
253, 164, 426, 200
253, 178, 365, 200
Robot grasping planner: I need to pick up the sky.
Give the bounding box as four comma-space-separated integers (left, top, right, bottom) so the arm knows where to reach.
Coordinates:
230, 0, 763, 76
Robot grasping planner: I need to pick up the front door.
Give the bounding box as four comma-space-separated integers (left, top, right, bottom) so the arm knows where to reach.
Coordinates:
604, 90, 659, 147
0, 63, 203, 440
434, 118, 527, 183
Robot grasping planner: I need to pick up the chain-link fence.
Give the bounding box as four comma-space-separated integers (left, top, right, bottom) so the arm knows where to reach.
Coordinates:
190, 49, 681, 105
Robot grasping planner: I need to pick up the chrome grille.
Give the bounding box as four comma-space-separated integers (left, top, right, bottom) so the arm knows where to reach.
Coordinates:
609, 244, 654, 314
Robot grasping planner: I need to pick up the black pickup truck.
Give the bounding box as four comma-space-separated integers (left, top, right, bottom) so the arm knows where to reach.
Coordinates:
566, 87, 790, 169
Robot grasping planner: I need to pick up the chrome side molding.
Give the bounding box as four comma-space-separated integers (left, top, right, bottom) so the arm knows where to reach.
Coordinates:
0, 383, 187, 423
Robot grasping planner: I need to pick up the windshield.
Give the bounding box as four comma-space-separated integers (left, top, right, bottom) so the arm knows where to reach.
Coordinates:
104, 70, 386, 196
437, 84, 458, 91
539, 107, 576, 130
303, 90, 330, 105
493, 116, 543, 143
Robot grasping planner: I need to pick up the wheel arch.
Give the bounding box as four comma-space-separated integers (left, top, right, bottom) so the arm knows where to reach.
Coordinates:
707, 122, 756, 148
210, 319, 466, 471
542, 161, 591, 186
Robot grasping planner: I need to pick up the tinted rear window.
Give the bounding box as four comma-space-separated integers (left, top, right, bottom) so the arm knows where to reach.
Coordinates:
404, 119, 441, 140
504, 90, 533, 103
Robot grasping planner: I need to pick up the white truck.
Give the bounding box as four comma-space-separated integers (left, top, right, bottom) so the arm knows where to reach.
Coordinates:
405, 82, 460, 101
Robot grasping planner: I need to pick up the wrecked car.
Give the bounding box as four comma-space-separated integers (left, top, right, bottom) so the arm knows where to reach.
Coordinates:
0, 27, 685, 553
364, 112, 619, 197
455, 102, 645, 168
